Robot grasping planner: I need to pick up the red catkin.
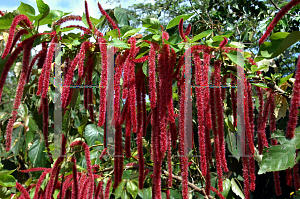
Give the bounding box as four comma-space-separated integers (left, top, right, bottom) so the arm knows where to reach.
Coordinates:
0, 10, 5, 16
259, 0, 300, 45
293, 160, 300, 191
178, 18, 187, 42
125, 113, 131, 158
214, 60, 228, 173
219, 37, 228, 49
185, 24, 192, 36
210, 74, 223, 192
42, 97, 53, 163
242, 156, 250, 199
2, 14, 32, 59
148, 42, 157, 109
9, 29, 29, 53
257, 90, 272, 154
98, 37, 108, 127
167, 127, 173, 188
97, 2, 121, 36
178, 69, 189, 199
0, 46, 23, 102
85, 0, 93, 30
193, 51, 207, 177
104, 178, 112, 199
60, 175, 73, 199
286, 55, 300, 139
16, 182, 30, 199
94, 175, 103, 199
33, 168, 51, 199
268, 91, 281, 195
62, 25, 91, 34
210, 186, 225, 199
70, 141, 94, 197
231, 75, 237, 127
71, 156, 78, 199
286, 168, 293, 187
52, 15, 82, 29
45, 157, 64, 199
5, 38, 34, 151
244, 81, 255, 155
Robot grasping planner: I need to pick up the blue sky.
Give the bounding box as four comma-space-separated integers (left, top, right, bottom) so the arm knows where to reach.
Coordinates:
1, 0, 154, 18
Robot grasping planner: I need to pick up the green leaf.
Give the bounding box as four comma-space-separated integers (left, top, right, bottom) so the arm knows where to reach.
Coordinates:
106, 29, 120, 39
38, 10, 70, 26
112, 39, 130, 49
120, 25, 134, 36
37, 0, 49, 14
114, 7, 128, 26
84, 124, 104, 147
25, 116, 36, 146
36, 0, 50, 21
169, 189, 181, 198
231, 178, 245, 199
142, 18, 160, 30
152, 35, 161, 41
0, 175, 16, 187
0, 186, 11, 198
138, 188, 152, 199
142, 61, 148, 77
28, 140, 48, 168
271, 31, 300, 58
222, 179, 231, 198
126, 180, 138, 198
18, 2, 35, 17
166, 13, 194, 29
251, 83, 268, 88
258, 143, 298, 174
145, 28, 158, 34
123, 28, 141, 38
279, 73, 294, 86
115, 180, 127, 199
225, 51, 244, 67
10, 125, 25, 156
191, 30, 213, 42
0, 13, 15, 29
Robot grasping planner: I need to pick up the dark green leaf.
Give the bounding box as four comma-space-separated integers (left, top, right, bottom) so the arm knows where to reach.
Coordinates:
251, 83, 268, 88
0, 175, 16, 187
0, 186, 11, 198
36, 0, 50, 21
271, 31, 300, 58
166, 14, 194, 29
123, 28, 141, 38
126, 180, 138, 198
142, 18, 160, 30
115, 180, 127, 199
222, 179, 231, 198
10, 125, 25, 156
192, 30, 213, 42
84, 124, 104, 147
138, 188, 152, 199
231, 178, 245, 199
112, 39, 130, 49
18, 2, 35, 17
279, 73, 294, 86
225, 51, 244, 67
258, 132, 300, 174
114, 7, 128, 26
0, 12, 15, 29
28, 140, 48, 168
106, 29, 120, 39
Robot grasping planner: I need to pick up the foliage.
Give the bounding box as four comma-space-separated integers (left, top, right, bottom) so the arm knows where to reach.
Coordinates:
0, 0, 300, 199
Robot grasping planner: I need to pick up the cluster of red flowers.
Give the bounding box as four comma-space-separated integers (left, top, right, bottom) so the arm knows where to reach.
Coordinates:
2, 1, 300, 199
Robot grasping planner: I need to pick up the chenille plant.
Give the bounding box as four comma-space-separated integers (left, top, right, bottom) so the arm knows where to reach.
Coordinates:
1, 0, 300, 199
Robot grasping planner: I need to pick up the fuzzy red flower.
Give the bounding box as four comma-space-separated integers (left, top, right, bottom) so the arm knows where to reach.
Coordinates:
98, 2, 120, 36
286, 55, 300, 139
259, 0, 300, 45
2, 14, 32, 59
